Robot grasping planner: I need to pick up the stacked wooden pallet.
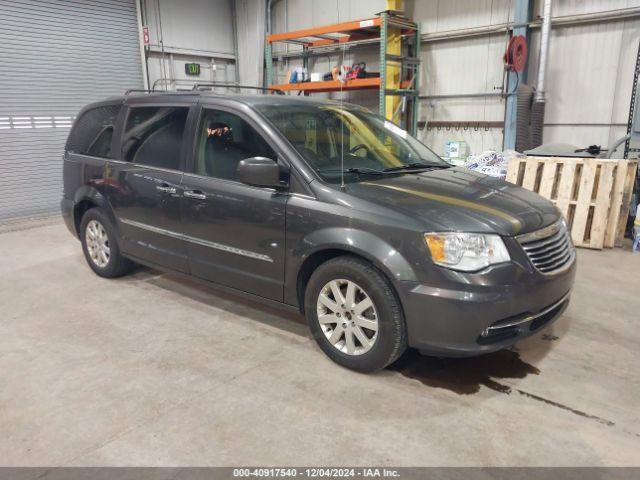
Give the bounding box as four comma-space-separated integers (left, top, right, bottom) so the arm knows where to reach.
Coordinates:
505, 156, 638, 249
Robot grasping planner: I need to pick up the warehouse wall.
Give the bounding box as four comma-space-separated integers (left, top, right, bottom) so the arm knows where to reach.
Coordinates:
269, 0, 640, 157
271, 0, 388, 31
143, 0, 237, 90
410, 0, 512, 154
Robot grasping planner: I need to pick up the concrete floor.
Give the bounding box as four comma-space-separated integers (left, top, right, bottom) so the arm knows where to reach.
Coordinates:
0, 217, 639, 467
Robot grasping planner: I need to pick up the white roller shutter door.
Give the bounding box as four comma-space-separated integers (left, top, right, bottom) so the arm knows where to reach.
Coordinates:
0, 0, 144, 221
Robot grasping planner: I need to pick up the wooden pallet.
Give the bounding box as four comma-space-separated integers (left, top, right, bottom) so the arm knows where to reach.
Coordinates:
506, 156, 638, 249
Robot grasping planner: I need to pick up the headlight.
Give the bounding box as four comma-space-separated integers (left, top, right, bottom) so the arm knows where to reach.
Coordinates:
424, 232, 510, 272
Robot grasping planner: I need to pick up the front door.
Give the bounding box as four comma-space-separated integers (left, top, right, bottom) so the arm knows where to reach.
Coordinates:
107, 104, 191, 272
180, 106, 287, 300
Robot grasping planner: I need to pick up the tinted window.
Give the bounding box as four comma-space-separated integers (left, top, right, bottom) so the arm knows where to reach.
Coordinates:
86, 127, 113, 157
122, 106, 189, 170
194, 109, 276, 181
66, 104, 120, 158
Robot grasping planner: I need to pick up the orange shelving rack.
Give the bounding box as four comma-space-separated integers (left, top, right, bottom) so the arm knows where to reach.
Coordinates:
265, 11, 421, 134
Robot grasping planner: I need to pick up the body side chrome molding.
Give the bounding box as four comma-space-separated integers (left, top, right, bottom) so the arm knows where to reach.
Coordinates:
119, 218, 274, 263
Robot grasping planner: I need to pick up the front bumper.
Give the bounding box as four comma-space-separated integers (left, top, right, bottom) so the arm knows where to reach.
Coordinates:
396, 257, 576, 357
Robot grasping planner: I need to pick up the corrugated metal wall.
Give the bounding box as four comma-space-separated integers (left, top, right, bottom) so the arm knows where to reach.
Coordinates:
0, 0, 144, 222
413, 0, 512, 154
143, 0, 237, 91
270, 0, 640, 157
527, 5, 640, 150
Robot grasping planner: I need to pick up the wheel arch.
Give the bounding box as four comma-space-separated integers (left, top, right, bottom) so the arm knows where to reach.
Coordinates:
72, 186, 114, 236
293, 228, 417, 312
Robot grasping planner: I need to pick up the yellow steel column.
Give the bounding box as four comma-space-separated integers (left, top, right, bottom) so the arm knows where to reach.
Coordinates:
385, 0, 402, 123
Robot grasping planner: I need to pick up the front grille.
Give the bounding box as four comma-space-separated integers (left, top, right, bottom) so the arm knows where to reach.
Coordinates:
517, 221, 575, 274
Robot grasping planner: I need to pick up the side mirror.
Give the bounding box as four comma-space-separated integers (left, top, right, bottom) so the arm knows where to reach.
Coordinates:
237, 157, 287, 189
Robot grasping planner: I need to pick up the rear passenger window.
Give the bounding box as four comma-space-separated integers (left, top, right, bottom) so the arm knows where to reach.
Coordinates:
66, 104, 120, 158
122, 106, 189, 170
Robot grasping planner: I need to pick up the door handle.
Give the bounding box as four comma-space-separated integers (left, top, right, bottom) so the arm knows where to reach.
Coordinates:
156, 184, 177, 194
184, 190, 206, 200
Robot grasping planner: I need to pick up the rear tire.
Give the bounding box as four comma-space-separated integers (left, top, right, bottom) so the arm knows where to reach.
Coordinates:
80, 208, 134, 278
304, 255, 407, 372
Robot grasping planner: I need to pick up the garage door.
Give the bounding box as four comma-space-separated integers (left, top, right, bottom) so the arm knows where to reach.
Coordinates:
0, 0, 144, 222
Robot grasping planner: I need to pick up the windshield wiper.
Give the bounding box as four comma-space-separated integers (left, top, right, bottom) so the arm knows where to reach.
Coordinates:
382, 162, 449, 172
317, 167, 386, 176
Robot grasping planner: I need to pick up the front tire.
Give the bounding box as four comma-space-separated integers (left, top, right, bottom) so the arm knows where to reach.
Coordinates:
80, 208, 133, 278
305, 256, 407, 372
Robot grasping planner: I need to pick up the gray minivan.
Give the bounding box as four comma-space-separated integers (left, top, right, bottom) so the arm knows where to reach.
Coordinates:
61, 91, 576, 372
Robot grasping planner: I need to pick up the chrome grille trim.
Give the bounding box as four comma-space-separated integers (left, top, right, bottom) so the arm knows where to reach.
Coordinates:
521, 228, 565, 251
516, 220, 575, 275
486, 291, 571, 331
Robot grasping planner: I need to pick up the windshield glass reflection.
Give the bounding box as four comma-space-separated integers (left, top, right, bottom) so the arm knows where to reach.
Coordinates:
257, 103, 449, 183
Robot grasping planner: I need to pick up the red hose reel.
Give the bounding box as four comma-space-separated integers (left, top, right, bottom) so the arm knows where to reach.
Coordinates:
504, 35, 528, 72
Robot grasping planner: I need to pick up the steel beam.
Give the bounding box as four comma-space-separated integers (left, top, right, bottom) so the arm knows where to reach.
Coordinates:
384, 0, 403, 122
504, 0, 533, 151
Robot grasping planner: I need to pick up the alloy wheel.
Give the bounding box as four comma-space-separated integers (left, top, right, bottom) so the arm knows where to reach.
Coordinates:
85, 219, 110, 268
316, 279, 379, 355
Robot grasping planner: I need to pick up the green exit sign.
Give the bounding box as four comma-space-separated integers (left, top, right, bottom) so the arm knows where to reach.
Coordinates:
185, 63, 200, 76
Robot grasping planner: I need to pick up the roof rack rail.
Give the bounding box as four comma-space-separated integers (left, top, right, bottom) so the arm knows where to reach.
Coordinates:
124, 89, 156, 95
192, 82, 285, 95
124, 89, 196, 96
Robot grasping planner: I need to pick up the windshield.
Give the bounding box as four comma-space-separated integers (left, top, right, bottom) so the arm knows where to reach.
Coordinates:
257, 103, 449, 183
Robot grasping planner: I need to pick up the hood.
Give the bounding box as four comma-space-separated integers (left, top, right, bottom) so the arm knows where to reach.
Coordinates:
344, 167, 559, 236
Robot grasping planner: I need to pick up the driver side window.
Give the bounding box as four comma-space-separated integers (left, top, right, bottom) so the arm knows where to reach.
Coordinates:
194, 109, 276, 181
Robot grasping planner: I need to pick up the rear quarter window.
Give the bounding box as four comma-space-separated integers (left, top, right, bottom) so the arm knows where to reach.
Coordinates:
66, 104, 121, 158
